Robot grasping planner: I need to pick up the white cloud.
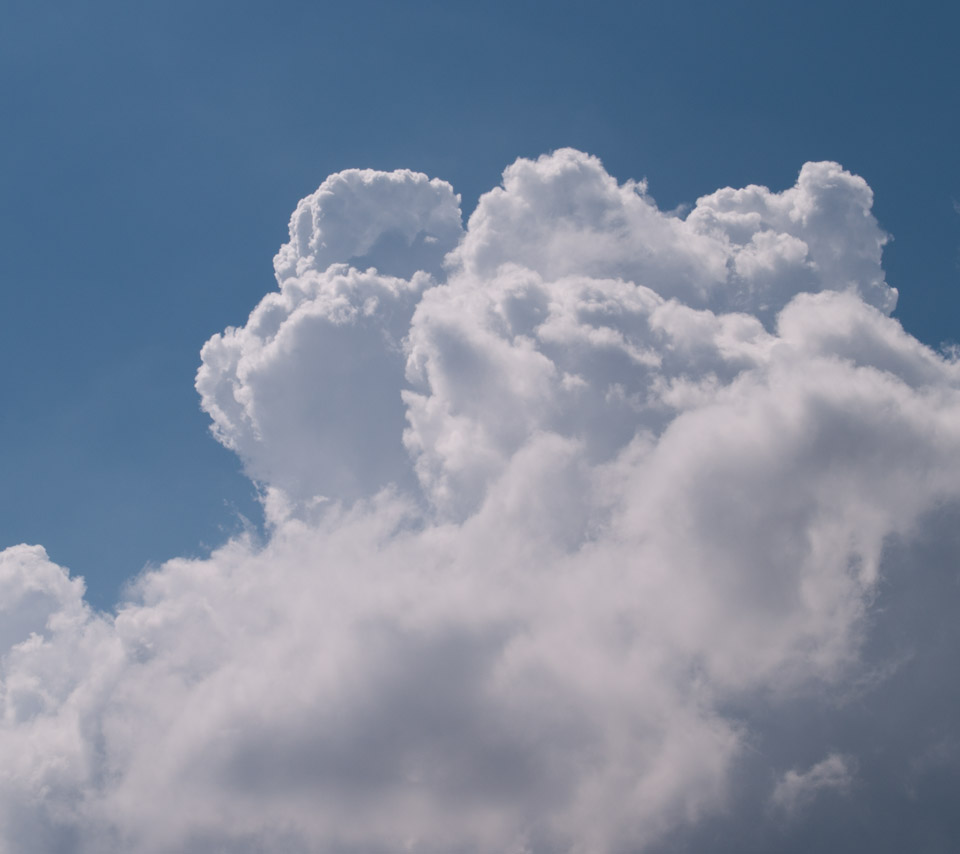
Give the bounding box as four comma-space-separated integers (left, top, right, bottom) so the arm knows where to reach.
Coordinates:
197, 168, 463, 505
2, 150, 959, 852
452, 151, 894, 319
771, 753, 856, 816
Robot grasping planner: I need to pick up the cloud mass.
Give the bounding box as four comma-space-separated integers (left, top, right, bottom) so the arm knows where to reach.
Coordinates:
3, 150, 959, 852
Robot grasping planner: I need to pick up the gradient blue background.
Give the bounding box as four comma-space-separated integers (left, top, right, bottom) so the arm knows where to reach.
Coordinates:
2, 0, 957, 608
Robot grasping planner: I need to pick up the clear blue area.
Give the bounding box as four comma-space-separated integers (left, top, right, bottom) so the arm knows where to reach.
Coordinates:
2, 0, 957, 608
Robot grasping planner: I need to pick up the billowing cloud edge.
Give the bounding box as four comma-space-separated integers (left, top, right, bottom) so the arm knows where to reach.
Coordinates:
1, 149, 959, 853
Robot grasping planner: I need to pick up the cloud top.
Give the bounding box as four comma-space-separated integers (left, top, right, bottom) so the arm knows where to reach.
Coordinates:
273, 167, 463, 282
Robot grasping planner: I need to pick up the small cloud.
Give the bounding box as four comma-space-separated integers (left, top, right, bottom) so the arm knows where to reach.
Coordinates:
771, 753, 856, 817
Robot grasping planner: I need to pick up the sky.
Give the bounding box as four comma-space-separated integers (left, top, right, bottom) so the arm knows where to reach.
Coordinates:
1, 2, 960, 852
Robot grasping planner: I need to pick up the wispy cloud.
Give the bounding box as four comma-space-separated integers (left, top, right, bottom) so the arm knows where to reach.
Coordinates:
771, 753, 855, 817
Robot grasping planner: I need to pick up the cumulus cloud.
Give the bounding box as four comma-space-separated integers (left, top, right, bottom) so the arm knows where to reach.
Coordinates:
196, 168, 462, 505
2, 150, 960, 853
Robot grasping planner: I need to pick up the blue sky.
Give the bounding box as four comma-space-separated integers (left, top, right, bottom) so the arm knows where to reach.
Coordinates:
3, 4, 960, 852
3, 1, 957, 606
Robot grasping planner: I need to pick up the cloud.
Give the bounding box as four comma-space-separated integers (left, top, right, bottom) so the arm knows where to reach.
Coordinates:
196, 168, 463, 505
3, 150, 960, 852
771, 753, 855, 816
